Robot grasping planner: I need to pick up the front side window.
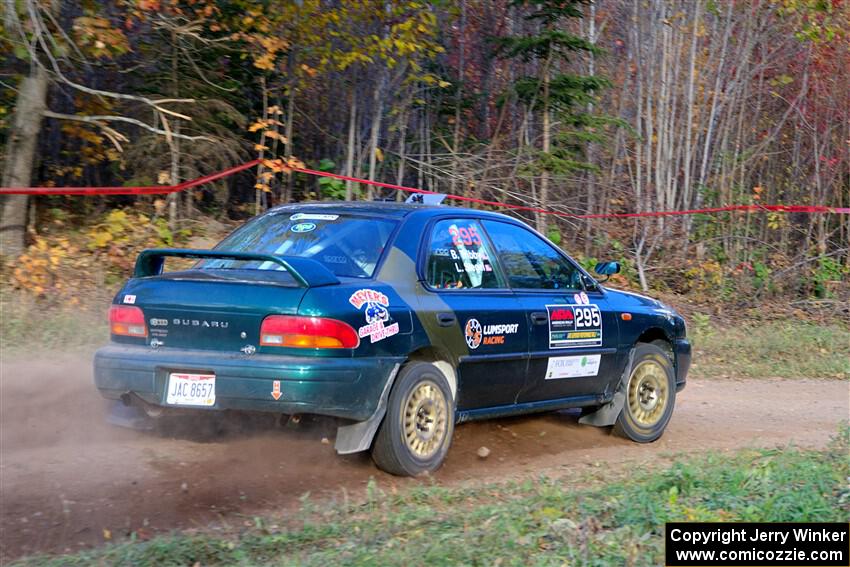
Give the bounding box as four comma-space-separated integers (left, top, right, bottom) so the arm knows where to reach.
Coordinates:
482, 220, 584, 290
200, 212, 396, 278
424, 219, 505, 290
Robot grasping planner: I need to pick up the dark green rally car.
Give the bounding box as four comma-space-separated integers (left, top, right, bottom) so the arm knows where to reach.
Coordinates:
95, 203, 691, 476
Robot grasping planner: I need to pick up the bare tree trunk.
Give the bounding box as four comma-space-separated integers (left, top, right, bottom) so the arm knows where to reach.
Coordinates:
255, 78, 269, 215
169, 122, 180, 228
450, 0, 466, 196
631, 0, 643, 213
168, 28, 181, 229
395, 89, 411, 200
283, 49, 296, 204
366, 74, 385, 201
536, 55, 552, 235
583, 0, 597, 256
0, 65, 48, 257
697, 0, 734, 200
681, 0, 702, 247
345, 93, 357, 201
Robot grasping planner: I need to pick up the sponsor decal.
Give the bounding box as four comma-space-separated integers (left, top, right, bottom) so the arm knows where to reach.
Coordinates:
291, 222, 316, 233
465, 319, 483, 349
290, 213, 339, 221
322, 254, 348, 264
358, 320, 400, 343
572, 292, 590, 305
464, 318, 520, 350
349, 289, 389, 309
349, 289, 399, 343
546, 303, 603, 348
123, 294, 136, 304
545, 355, 601, 380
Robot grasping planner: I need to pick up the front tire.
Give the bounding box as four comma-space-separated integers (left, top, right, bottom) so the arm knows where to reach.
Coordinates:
371, 362, 455, 476
614, 343, 676, 443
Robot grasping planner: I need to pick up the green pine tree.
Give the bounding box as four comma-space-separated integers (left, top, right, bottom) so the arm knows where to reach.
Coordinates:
495, 0, 609, 234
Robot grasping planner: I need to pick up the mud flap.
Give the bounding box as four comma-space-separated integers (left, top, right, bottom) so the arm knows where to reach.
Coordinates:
334, 363, 400, 454
106, 400, 156, 431
578, 348, 635, 428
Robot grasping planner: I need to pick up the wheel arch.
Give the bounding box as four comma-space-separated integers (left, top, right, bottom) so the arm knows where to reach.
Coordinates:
405, 346, 458, 401
635, 327, 674, 361
636, 326, 671, 345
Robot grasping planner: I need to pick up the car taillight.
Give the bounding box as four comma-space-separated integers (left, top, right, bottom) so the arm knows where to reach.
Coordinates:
109, 305, 147, 337
260, 315, 359, 349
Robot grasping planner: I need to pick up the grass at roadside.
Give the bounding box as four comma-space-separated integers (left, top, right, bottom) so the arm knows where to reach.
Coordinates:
0, 297, 107, 353
689, 319, 850, 379
13, 426, 849, 567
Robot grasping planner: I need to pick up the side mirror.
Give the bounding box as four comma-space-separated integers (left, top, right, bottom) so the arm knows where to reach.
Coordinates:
594, 261, 621, 277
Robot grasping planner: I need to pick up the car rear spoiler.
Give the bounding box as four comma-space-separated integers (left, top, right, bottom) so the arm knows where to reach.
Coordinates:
133, 248, 340, 287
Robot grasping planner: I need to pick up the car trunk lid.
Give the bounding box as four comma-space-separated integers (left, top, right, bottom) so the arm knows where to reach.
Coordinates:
119, 270, 309, 352
118, 247, 343, 352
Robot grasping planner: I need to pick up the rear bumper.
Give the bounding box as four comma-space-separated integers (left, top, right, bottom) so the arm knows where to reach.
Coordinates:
93, 344, 404, 421
674, 338, 691, 392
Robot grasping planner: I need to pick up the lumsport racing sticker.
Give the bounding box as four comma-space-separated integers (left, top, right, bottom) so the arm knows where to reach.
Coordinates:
546, 303, 602, 348
349, 289, 399, 343
545, 355, 601, 379
464, 318, 520, 350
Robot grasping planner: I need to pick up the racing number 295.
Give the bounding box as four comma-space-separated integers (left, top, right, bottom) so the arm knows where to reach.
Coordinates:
449, 225, 482, 247
575, 306, 601, 328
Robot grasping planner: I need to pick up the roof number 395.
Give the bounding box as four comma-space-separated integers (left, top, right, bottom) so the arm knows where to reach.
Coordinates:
575, 306, 601, 328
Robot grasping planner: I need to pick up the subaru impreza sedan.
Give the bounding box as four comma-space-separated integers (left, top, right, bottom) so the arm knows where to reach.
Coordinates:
95, 203, 690, 476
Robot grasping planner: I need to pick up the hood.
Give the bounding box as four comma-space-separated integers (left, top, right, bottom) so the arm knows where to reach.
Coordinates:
603, 287, 679, 315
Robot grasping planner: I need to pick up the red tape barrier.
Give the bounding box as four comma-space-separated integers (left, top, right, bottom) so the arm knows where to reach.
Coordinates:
1, 159, 848, 218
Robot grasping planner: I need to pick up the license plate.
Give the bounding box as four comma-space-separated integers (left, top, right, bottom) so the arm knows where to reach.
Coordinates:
166, 373, 216, 406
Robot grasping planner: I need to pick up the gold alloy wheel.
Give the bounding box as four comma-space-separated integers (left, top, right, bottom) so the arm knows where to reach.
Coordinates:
402, 380, 448, 459
627, 360, 669, 427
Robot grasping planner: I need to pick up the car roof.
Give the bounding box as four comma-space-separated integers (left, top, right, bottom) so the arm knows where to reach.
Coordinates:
266, 201, 523, 223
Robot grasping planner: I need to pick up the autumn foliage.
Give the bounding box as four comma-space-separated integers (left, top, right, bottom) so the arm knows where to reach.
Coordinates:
0, 0, 847, 304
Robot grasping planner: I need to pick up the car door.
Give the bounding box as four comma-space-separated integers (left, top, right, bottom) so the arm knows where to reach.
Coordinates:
418, 217, 529, 410
480, 220, 621, 403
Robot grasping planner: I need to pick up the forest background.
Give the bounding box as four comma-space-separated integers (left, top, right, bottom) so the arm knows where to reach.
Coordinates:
1, 0, 848, 311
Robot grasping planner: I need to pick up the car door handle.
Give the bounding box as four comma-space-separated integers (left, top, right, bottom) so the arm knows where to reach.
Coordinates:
530, 312, 549, 325
436, 312, 457, 327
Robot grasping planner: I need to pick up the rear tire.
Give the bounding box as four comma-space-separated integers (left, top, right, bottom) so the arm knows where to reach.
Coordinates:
613, 343, 676, 443
371, 362, 455, 476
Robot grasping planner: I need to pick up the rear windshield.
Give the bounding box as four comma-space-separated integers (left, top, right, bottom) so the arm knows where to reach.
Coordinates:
200, 212, 397, 278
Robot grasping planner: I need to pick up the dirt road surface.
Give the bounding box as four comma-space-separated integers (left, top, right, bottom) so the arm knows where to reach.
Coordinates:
1, 353, 847, 561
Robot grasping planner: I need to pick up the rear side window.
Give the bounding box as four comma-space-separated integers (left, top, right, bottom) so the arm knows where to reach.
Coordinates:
201, 213, 396, 278
424, 219, 505, 290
